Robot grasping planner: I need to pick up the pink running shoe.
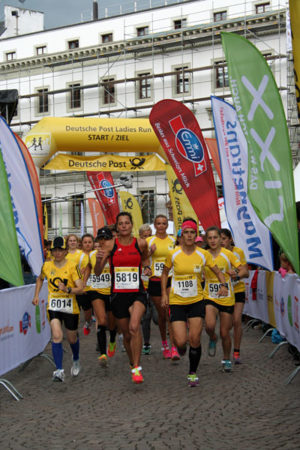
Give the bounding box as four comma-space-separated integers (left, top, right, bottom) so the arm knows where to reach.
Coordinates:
171, 346, 180, 361
162, 344, 171, 359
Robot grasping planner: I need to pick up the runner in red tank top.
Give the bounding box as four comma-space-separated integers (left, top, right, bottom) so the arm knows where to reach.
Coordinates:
95, 212, 151, 384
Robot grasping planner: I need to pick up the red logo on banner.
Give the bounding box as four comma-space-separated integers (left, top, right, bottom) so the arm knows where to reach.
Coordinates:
87, 172, 119, 225
169, 116, 207, 176
150, 100, 220, 229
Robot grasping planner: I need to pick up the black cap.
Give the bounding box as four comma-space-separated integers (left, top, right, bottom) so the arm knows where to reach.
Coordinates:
97, 226, 113, 240
51, 236, 66, 250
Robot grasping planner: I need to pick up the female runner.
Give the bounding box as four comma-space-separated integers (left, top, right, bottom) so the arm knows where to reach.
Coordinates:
32, 236, 83, 381
147, 215, 179, 360
95, 212, 151, 384
161, 219, 228, 386
204, 227, 249, 372
65, 234, 81, 265
220, 228, 248, 364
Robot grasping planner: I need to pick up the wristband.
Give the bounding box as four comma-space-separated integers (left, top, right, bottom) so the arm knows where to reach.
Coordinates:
143, 265, 151, 270
235, 276, 240, 281
220, 283, 227, 287
67, 287, 72, 294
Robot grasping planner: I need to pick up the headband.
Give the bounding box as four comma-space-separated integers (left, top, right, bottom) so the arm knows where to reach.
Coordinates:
181, 221, 197, 232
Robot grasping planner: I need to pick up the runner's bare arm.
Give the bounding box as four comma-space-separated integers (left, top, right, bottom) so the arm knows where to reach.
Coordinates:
211, 265, 228, 297
161, 265, 170, 308
32, 274, 44, 305
58, 278, 83, 295
139, 238, 152, 276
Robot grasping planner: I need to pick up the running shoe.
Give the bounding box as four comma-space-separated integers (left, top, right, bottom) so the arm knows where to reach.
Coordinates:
107, 341, 117, 358
131, 366, 144, 384
171, 346, 180, 361
162, 344, 171, 359
83, 321, 92, 336
142, 344, 151, 355
208, 337, 218, 357
52, 369, 65, 382
98, 354, 108, 367
187, 373, 199, 387
70, 359, 80, 377
233, 351, 241, 364
223, 359, 232, 373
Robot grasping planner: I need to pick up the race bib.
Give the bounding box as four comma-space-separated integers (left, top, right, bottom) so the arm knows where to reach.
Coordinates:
49, 297, 73, 313
208, 282, 229, 299
87, 272, 111, 289
154, 260, 165, 277
174, 275, 197, 298
114, 267, 139, 290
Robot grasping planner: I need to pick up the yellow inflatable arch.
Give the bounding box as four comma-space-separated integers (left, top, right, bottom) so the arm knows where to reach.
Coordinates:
24, 117, 167, 168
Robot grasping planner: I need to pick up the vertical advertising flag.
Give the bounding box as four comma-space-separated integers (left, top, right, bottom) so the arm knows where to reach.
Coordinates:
119, 191, 143, 237
0, 117, 44, 277
165, 165, 198, 234
205, 138, 222, 182
289, 0, 300, 121
87, 198, 105, 237
0, 148, 23, 286
150, 100, 220, 230
87, 171, 120, 225
211, 96, 273, 270
44, 204, 48, 240
222, 32, 299, 275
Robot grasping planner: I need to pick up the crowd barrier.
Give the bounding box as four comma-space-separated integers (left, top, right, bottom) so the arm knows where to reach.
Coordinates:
0, 282, 50, 399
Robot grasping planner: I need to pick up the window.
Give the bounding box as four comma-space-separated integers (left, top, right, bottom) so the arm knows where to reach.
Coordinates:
69, 83, 81, 109
102, 33, 113, 43
42, 197, 52, 229
256, 2, 270, 14
37, 88, 49, 114
102, 78, 115, 104
137, 26, 149, 37
213, 11, 227, 22
36, 46, 47, 55
175, 66, 190, 95
68, 39, 79, 49
138, 73, 151, 100
174, 18, 187, 29
215, 61, 229, 89
71, 194, 83, 229
6, 52, 16, 61
140, 190, 155, 224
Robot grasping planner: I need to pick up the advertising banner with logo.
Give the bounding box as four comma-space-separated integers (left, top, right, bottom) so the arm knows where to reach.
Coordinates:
0, 117, 44, 278
150, 99, 220, 230
222, 32, 299, 275
205, 138, 222, 182
211, 96, 273, 270
87, 198, 105, 237
0, 139, 23, 286
165, 165, 198, 234
0, 282, 50, 376
289, 0, 300, 121
43, 153, 166, 172
119, 191, 143, 238
87, 171, 120, 225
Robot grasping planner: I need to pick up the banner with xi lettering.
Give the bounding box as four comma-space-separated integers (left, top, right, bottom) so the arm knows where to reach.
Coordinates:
222, 32, 299, 275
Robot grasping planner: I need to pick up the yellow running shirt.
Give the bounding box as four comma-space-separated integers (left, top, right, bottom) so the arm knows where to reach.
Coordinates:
147, 235, 175, 280
66, 249, 82, 265
165, 247, 214, 305
203, 248, 241, 306
85, 250, 111, 295
232, 246, 246, 294
41, 259, 82, 314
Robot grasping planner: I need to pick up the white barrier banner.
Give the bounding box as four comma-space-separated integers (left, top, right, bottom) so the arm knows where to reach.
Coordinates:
211, 96, 273, 270
244, 271, 269, 323
0, 283, 50, 377
273, 272, 300, 350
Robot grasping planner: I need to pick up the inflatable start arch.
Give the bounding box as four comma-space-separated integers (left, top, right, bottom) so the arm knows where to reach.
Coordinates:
24, 117, 167, 168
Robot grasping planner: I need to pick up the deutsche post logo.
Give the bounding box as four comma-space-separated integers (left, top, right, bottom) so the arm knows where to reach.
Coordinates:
129, 157, 146, 170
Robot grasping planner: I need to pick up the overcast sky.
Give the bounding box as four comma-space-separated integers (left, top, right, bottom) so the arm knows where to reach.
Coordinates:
0, 0, 180, 29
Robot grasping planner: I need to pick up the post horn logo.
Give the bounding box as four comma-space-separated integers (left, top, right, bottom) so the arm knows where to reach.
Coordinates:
172, 179, 183, 195
125, 198, 134, 209
129, 157, 146, 170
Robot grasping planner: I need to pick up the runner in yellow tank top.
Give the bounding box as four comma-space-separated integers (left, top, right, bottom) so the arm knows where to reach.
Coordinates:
32, 236, 83, 382
221, 228, 248, 364
204, 227, 249, 373
161, 218, 228, 386
146, 214, 179, 360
